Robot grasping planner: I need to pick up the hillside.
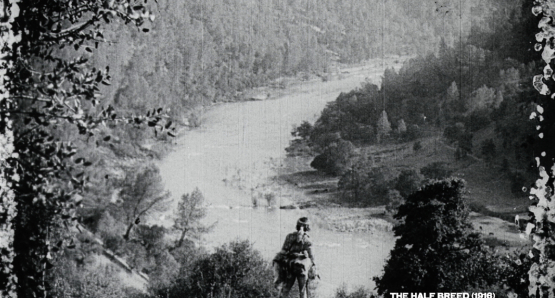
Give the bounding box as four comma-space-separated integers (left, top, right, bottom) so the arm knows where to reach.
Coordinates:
91, 0, 507, 126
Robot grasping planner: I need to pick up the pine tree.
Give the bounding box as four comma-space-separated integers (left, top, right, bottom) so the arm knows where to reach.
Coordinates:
397, 119, 407, 134
376, 110, 392, 142
446, 81, 459, 102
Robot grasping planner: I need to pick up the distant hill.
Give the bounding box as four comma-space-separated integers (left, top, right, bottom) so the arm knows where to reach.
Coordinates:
91, 0, 506, 122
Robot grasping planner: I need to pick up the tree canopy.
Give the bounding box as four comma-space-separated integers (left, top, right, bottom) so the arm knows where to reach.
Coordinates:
374, 179, 505, 294
0, 1, 170, 296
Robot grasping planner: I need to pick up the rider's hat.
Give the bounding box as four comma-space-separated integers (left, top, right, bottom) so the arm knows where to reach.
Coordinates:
296, 217, 311, 231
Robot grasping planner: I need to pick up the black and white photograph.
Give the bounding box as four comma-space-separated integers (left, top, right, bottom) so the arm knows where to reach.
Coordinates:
1, 0, 555, 297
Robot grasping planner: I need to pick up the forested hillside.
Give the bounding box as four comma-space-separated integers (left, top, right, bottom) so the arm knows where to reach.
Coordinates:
289, 0, 540, 205
94, 0, 505, 125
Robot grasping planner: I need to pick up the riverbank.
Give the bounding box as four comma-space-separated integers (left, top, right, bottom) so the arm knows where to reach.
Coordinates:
274, 133, 530, 251
159, 56, 409, 138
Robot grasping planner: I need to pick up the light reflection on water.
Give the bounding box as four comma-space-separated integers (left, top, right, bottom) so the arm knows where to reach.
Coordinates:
158, 62, 400, 297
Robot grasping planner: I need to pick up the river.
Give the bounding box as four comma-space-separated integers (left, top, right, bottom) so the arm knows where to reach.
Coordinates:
158, 59, 402, 297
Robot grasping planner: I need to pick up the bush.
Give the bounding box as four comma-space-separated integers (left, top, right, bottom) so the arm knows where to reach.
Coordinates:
292, 121, 313, 141
394, 169, 423, 198
310, 139, 357, 175
338, 166, 396, 205
385, 190, 404, 214
402, 124, 421, 141
311, 154, 332, 173
50, 258, 139, 298
335, 285, 375, 298
285, 138, 313, 157
167, 240, 276, 298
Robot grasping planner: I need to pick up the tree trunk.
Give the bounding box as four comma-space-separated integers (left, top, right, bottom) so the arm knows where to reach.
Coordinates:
176, 228, 188, 248
123, 222, 134, 240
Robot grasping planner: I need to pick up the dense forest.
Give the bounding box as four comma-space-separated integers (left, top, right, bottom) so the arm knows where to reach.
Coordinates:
0, 0, 545, 297
95, 0, 504, 123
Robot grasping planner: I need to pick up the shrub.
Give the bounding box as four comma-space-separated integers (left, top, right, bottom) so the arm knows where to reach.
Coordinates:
394, 169, 423, 198
168, 240, 276, 298
338, 166, 396, 205
285, 138, 313, 157
385, 190, 404, 214
335, 285, 374, 298
50, 256, 140, 298
310, 139, 357, 175
292, 121, 314, 141
403, 124, 421, 141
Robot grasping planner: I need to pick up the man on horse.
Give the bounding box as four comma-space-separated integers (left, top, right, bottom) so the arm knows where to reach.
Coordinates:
273, 217, 317, 298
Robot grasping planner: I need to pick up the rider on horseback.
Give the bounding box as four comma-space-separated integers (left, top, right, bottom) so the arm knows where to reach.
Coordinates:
273, 217, 317, 298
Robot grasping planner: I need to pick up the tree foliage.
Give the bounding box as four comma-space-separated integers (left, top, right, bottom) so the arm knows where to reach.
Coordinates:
397, 119, 407, 134
167, 240, 276, 298
335, 285, 374, 298
310, 139, 357, 176
376, 110, 392, 141
394, 169, 423, 198
173, 188, 207, 249
480, 139, 496, 166
116, 165, 170, 240
525, 1, 555, 296
374, 179, 506, 295
385, 189, 404, 214
51, 259, 141, 298
338, 164, 397, 205
0, 1, 174, 296
292, 0, 536, 181
292, 121, 314, 141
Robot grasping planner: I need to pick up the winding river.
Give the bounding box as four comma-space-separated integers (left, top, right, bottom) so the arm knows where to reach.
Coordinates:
158, 60, 401, 297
